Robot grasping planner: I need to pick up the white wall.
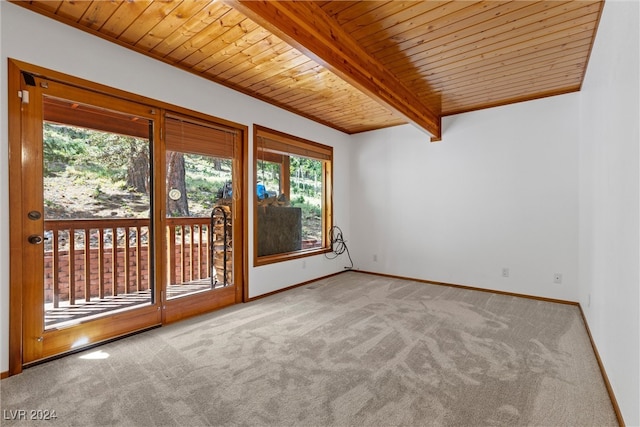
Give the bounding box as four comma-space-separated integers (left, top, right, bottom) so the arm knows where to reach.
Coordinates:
350, 94, 580, 302
578, 0, 640, 425
0, 2, 352, 373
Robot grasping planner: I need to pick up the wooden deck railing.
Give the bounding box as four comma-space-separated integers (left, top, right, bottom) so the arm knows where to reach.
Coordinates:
44, 216, 222, 307
166, 217, 212, 286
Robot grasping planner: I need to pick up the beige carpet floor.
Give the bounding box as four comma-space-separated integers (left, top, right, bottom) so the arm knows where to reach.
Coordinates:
0, 272, 617, 426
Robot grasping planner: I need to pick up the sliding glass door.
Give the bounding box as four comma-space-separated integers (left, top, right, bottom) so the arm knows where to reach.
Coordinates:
10, 61, 246, 370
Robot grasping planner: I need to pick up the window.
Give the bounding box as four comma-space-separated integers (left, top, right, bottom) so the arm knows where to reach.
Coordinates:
254, 125, 333, 265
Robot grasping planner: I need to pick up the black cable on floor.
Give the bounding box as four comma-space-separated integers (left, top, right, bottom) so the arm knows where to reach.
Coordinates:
325, 225, 354, 270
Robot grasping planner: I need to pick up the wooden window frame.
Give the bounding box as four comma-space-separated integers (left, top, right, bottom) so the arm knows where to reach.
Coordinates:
253, 125, 333, 266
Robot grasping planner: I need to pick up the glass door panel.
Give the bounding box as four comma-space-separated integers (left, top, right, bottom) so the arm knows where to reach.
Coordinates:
165, 152, 233, 299
42, 97, 154, 329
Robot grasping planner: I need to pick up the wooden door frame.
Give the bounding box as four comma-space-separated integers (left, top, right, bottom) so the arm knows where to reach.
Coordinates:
8, 59, 25, 376
7, 59, 249, 376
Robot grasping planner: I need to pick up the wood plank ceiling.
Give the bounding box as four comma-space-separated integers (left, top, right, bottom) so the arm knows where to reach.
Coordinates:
11, 0, 604, 138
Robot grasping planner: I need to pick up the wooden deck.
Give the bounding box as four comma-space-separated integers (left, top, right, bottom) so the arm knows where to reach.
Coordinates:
44, 280, 220, 328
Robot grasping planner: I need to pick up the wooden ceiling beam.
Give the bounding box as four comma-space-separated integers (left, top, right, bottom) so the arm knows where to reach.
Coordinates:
224, 0, 441, 140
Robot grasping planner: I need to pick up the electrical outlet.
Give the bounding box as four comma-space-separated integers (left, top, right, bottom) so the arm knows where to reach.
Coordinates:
553, 273, 562, 284
373, 254, 378, 262
502, 268, 509, 278
302, 260, 306, 269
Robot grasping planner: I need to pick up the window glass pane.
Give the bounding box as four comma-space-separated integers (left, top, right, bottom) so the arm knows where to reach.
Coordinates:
289, 156, 323, 250
255, 126, 332, 263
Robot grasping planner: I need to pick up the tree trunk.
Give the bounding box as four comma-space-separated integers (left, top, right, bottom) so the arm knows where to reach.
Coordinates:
127, 149, 149, 194
166, 152, 189, 216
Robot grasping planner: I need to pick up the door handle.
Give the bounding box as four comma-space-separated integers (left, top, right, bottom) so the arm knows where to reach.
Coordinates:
28, 234, 44, 245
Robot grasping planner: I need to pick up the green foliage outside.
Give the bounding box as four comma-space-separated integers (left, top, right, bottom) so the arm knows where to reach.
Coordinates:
258, 156, 323, 241
43, 125, 88, 174
44, 123, 151, 219
182, 154, 232, 217
43, 123, 323, 240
